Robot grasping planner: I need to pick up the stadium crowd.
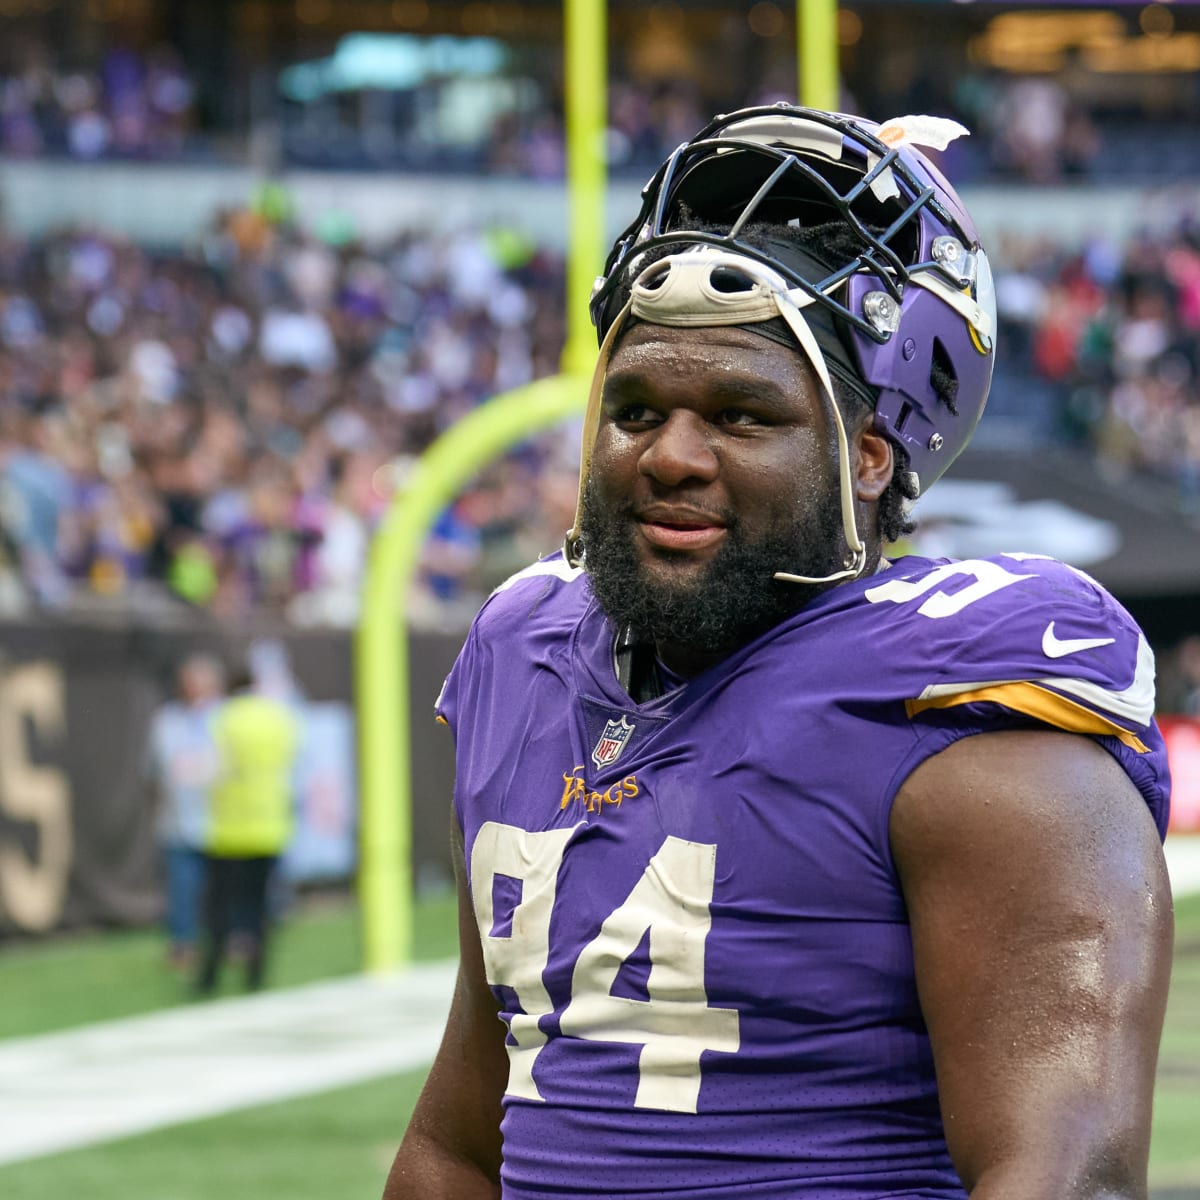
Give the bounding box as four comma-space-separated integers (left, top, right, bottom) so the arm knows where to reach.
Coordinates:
2, 204, 1199, 626
2, 30, 1191, 185
0, 33, 715, 177
994, 216, 1200, 496
0, 209, 579, 626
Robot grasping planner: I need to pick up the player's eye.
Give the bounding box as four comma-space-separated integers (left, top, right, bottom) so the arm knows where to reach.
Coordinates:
613, 403, 662, 425
715, 408, 760, 427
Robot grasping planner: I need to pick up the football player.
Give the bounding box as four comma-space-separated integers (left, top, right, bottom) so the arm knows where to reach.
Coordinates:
383, 106, 1173, 1200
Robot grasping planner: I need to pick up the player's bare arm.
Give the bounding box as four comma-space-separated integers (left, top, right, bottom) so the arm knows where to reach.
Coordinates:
381, 820, 505, 1200
892, 730, 1174, 1199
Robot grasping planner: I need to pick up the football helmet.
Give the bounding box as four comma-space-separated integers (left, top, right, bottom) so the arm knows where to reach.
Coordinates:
568, 103, 996, 584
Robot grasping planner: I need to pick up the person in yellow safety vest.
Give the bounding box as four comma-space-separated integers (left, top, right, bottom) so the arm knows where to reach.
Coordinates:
194, 666, 300, 996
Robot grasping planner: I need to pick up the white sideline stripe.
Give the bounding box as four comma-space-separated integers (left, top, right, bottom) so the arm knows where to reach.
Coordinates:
0, 842, 1198, 1169
1166, 835, 1200, 899
0, 960, 457, 1167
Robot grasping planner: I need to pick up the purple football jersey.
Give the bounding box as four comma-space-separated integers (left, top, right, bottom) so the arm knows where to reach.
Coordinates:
438, 552, 1169, 1200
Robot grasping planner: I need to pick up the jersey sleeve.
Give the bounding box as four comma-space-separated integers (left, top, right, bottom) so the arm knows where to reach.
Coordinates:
868, 553, 1171, 838
433, 624, 477, 736
433, 552, 586, 737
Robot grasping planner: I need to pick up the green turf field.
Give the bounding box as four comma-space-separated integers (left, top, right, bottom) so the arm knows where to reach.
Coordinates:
0, 891, 1197, 1200
1153, 890, 1200, 1192
0, 1068, 426, 1200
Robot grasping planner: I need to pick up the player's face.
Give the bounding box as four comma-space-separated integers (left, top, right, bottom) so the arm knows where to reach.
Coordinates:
581, 322, 850, 672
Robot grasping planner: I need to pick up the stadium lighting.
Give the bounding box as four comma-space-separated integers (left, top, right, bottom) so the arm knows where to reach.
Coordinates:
279, 33, 508, 101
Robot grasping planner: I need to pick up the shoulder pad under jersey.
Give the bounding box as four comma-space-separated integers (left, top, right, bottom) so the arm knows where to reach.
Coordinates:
436, 552, 588, 731
861, 553, 1155, 751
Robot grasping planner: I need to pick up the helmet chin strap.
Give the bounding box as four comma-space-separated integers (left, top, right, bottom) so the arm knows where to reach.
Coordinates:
566, 248, 870, 584
564, 299, 632, 568
769, 289, 868, 585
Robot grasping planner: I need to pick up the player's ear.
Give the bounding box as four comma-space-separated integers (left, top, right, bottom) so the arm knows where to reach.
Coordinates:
854, 428, 893, 503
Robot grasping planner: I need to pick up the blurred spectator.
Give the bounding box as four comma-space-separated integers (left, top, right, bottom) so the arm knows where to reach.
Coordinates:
989, 77, 1077, 183
144, 652, 226, 970
1160, 635, 1200, 716
0, 38, 197, 163
0, 409, 75, 607
195, 665, 300, 996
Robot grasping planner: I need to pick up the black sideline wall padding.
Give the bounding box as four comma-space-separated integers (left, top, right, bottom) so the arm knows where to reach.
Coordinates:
0, 618, 461, 937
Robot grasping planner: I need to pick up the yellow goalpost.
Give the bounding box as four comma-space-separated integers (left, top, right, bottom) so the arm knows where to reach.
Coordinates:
355, 0, 837, 973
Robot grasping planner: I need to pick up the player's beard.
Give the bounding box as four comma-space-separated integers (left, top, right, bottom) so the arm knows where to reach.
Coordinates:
578, 476, 846, 656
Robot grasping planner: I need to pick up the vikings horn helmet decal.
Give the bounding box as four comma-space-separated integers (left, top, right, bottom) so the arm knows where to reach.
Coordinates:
567, 104, 996, 585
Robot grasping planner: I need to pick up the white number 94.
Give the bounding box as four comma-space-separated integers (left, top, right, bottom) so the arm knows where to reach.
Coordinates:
469, 821, 740, 1114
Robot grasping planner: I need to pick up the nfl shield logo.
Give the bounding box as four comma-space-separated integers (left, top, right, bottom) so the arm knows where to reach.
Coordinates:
591, 715, 635, 769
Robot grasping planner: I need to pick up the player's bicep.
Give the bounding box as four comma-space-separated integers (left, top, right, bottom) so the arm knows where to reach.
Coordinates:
384, 817, 506, 1198
891, 731, 1173, 1196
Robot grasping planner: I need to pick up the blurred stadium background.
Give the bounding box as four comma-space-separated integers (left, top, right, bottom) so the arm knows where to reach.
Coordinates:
0, 0, 1199, 1196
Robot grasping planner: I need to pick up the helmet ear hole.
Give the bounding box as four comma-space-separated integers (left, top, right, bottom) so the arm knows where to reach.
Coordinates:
710, 266, 755, 294
639, 262, 670, 291
930, 338, 959, 416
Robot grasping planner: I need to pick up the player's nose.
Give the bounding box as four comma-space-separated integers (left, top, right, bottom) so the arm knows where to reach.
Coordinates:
638, 409, 719, 487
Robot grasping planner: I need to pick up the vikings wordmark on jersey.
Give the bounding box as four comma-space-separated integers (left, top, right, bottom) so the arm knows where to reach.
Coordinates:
436, 552, 1169, 1200
559, 766, 639, 815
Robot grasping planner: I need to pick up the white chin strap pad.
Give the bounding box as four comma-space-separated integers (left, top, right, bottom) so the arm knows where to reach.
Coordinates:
568, 247, 868, 585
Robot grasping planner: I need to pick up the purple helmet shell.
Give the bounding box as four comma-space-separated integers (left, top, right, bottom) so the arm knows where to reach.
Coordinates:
591, 104, 996, 493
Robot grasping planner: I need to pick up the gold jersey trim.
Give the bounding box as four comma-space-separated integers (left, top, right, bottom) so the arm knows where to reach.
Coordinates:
906, 680, 1150, 753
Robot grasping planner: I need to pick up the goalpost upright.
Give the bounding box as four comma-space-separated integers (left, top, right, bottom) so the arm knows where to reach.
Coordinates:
355, 0, 607, 972
355, 0, 839, 973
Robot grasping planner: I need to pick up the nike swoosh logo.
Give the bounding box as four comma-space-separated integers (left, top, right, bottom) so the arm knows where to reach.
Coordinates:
1042, 622, 1116, 659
